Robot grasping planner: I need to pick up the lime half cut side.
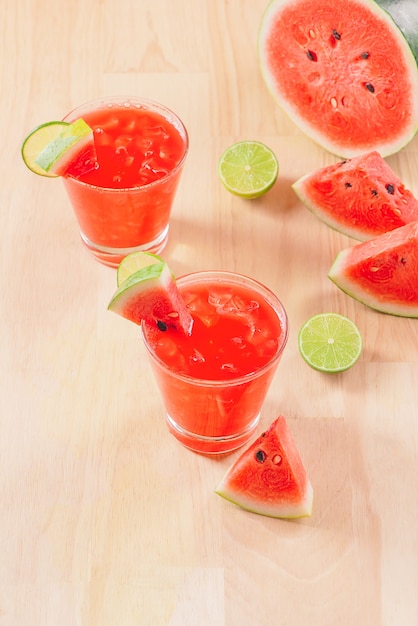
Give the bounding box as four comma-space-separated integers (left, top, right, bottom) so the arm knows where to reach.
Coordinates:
218, 140, 278, 199
21, 121, 71, 177
298, 313, 362, 373
117, 251, 164, 287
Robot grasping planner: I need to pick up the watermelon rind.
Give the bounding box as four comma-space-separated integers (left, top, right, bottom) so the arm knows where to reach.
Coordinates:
258, 0, 418, 158
375, 0, 418, 63
108, 262, 194, 334
328, 221, 418, 317
216, 476, 313, 519
292, 151, 418, 241
215, 416, 314, 519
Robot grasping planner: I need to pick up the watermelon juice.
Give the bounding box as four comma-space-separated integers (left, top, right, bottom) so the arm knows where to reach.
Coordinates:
62, 97, 188, 267
142, 271, 288, 454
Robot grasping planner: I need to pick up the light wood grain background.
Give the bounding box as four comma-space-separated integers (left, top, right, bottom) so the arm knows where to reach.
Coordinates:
1, 1, 417, 624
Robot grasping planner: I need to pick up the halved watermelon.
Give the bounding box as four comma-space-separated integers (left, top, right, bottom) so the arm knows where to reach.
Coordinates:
35, 118, 97, 177
328, 221, 418, 316
293, 151, 418, 241
258, 0, 418, 157
108, 262, 194, 335
215, 416, 313, 519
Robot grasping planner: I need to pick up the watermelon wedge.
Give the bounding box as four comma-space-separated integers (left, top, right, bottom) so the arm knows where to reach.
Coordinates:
35, 118, 97, 177
108, 262, 194, 335
293, 152, 418, 241
215, 416, 313, 519
329, 221, 418, 317
258, 0, 418, 157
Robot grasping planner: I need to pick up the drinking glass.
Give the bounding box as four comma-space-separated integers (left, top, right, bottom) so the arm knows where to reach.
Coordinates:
62, 96, 189, 267
142, 271, 289, 454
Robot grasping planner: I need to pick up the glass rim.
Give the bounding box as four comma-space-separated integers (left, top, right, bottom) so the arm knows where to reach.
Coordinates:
62, 95, 189, 191
141, 270, 289, 387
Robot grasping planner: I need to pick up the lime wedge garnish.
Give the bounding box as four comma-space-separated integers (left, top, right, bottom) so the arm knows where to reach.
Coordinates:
21, 118, 93, 177
117, 251, 164, 287
21, 121, 71, 176
298, 313, 362, 373
218, 140, 278, 199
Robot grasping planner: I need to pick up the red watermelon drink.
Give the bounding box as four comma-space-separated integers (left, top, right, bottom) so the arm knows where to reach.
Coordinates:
62, 97, 188, 267
141, 271, 288, 454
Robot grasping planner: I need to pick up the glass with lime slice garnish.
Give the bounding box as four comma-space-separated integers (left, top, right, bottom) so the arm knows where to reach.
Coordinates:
21, 96, 189, 267
218, 140, 279, 199
298, 312, 363, 373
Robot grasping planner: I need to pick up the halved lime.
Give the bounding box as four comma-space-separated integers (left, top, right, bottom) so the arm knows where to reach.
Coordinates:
117, 251, 164, 287
298, 313, 362, 373
218, 140, 278, 199
21, 121, 71, 176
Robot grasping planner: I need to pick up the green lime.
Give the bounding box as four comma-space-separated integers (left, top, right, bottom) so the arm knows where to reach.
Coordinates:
116, 251, 164, 287
21, 121, 71, 176
298, 313, 362, 373
218, 140, 278, 199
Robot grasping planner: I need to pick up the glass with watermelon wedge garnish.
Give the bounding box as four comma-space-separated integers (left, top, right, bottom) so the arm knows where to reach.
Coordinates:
21, 97, 189, 267
108, 252, 289, 454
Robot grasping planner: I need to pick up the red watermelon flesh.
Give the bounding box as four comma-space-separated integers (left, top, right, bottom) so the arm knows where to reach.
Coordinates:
258, 0, 418, 158
328, 221, 418, 316
293, 151, 418, 241
58, 142, 97, 179
215, 416, 313, 519
108, 262, 194, 335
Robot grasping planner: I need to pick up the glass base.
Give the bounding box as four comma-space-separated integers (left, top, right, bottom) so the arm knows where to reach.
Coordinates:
165, 412, 260, 455
79, 225, 169, 268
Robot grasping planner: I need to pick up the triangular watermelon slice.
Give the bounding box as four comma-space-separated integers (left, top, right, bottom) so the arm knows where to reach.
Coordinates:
215, 416, 313, 519
329, 221, 418, 317
35, 118, 97, 177
293, 152, 418, 241
108, 261, 194, 335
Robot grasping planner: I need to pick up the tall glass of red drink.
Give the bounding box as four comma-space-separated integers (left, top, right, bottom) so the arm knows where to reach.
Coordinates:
142, 271, 289, 454
62, 97, 189, 267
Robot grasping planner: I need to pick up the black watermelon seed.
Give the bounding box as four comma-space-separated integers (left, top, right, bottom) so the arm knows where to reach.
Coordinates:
332, 29, 341, 40
371, 189, 378, 196
365, 82, 375, 93
255, 450, 266, 463
361, 51, 370, 59
306, 50, 317, 61
345, 182, 352, 188
386, 183, 395, 195
157, 320, 168, 331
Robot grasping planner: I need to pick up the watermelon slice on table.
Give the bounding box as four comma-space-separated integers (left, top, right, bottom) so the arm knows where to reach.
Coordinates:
258, 0, 418, 157
108, 261, 194, 335
329, 221, 418, 317
215, 416, 313, 519
293, 152, 418, 241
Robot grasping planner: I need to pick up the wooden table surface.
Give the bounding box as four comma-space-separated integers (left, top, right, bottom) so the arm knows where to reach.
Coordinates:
2, 1, 417, 624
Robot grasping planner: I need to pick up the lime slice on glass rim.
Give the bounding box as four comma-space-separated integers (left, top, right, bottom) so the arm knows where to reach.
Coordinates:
21, 121, 71, 177
218, 140, 278, 199
117, 251, 164, 287
298, 313, 362, 373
